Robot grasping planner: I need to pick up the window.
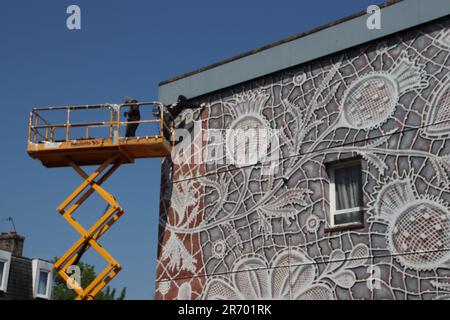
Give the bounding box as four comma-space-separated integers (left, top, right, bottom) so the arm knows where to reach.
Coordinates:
37, 271, 49, 296
0, 261, 5, 281
0, 261, 4, 287
328, 159, 364, 227
0, 250, 12, 292
32, 259, 53, 299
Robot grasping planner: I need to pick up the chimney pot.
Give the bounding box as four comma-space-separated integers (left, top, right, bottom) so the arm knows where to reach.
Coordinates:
0, 232, 25, 256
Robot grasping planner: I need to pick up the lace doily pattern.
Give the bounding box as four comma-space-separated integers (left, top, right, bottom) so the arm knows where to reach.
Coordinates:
155, 17, 450, 300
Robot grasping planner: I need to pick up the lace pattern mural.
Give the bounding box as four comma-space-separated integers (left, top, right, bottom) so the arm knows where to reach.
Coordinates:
155, 17, 450, 300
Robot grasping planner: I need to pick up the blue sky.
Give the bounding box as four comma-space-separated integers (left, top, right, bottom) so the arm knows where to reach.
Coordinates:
0, 0, 380, 299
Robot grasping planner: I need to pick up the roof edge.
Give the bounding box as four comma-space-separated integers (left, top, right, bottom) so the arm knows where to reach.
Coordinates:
158, 0, 450, 104
159, 0, 399, 86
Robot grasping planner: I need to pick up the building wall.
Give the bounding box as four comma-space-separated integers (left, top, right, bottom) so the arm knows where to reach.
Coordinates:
0, 257, 33, 300
155, 16, 450, 300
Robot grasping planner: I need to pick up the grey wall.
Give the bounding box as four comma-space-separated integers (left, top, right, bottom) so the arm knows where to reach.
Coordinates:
156, 15, 450, 300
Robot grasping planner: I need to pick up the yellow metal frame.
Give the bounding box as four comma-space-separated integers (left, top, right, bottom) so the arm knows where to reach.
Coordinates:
27, 102, 175, 147
53, 156, 124, 300
28, 101, 175, 300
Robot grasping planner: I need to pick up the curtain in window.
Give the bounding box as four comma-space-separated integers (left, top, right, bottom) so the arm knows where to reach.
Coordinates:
38, 271, 49, 295
334, 164, 362, 210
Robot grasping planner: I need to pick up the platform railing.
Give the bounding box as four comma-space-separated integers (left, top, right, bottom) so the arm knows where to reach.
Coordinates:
28, 102, 175, 146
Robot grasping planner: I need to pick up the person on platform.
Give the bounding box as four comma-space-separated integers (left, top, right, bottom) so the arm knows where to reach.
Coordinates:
124, 97, 141, 138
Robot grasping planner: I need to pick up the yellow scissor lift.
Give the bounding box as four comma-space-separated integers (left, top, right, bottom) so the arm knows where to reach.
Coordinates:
27, 102, 173, 300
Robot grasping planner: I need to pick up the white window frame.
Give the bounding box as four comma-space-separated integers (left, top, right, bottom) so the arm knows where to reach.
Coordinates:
0, 250, 12, 293
32, 259, 53, 299
328, 159, 364, 227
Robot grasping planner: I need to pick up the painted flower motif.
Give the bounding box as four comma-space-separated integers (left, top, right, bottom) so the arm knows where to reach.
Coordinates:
257, 188, 313, 237
177, 282, 193, 300
293, 71, 307, 86
370, 174, 450, 271
337, 53, 428, 130
161, 231, 197, 272
212, 240, 227, 259
283, 59, 342, 154
201, 248, 335, 300
171, 174, 197, 225
423, 80, 450, 138
158, 281, 171, 296
225, 90, 272, 167
305, 214, 321, 233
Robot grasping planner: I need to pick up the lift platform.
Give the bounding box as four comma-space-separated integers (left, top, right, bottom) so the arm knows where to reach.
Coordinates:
28, 102, 172, 167
27, 101, 174, 300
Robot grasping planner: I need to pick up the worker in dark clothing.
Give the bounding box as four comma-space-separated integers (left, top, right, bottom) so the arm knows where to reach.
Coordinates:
167, 95, 195, 119
124, 97, 141, 138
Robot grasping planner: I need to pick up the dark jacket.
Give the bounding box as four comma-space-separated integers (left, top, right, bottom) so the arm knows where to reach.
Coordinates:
167, 95, 199, 119
126, 105, 141, 121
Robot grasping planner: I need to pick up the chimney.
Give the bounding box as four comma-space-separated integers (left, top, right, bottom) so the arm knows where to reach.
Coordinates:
0, 232, 25, 256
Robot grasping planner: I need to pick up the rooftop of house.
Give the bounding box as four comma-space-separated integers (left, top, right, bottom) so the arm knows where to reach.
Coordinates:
0, 232, 53, 300
158, 0, 450, 104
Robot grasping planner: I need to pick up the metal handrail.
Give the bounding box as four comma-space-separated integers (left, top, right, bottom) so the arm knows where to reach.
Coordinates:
32, 110, 51, 126
32, 119, 161, 130
28, 102, 174, 145
32, 101, 164, 112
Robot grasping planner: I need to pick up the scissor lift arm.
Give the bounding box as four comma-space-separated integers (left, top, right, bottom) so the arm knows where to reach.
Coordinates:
27, 102, 174, 300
